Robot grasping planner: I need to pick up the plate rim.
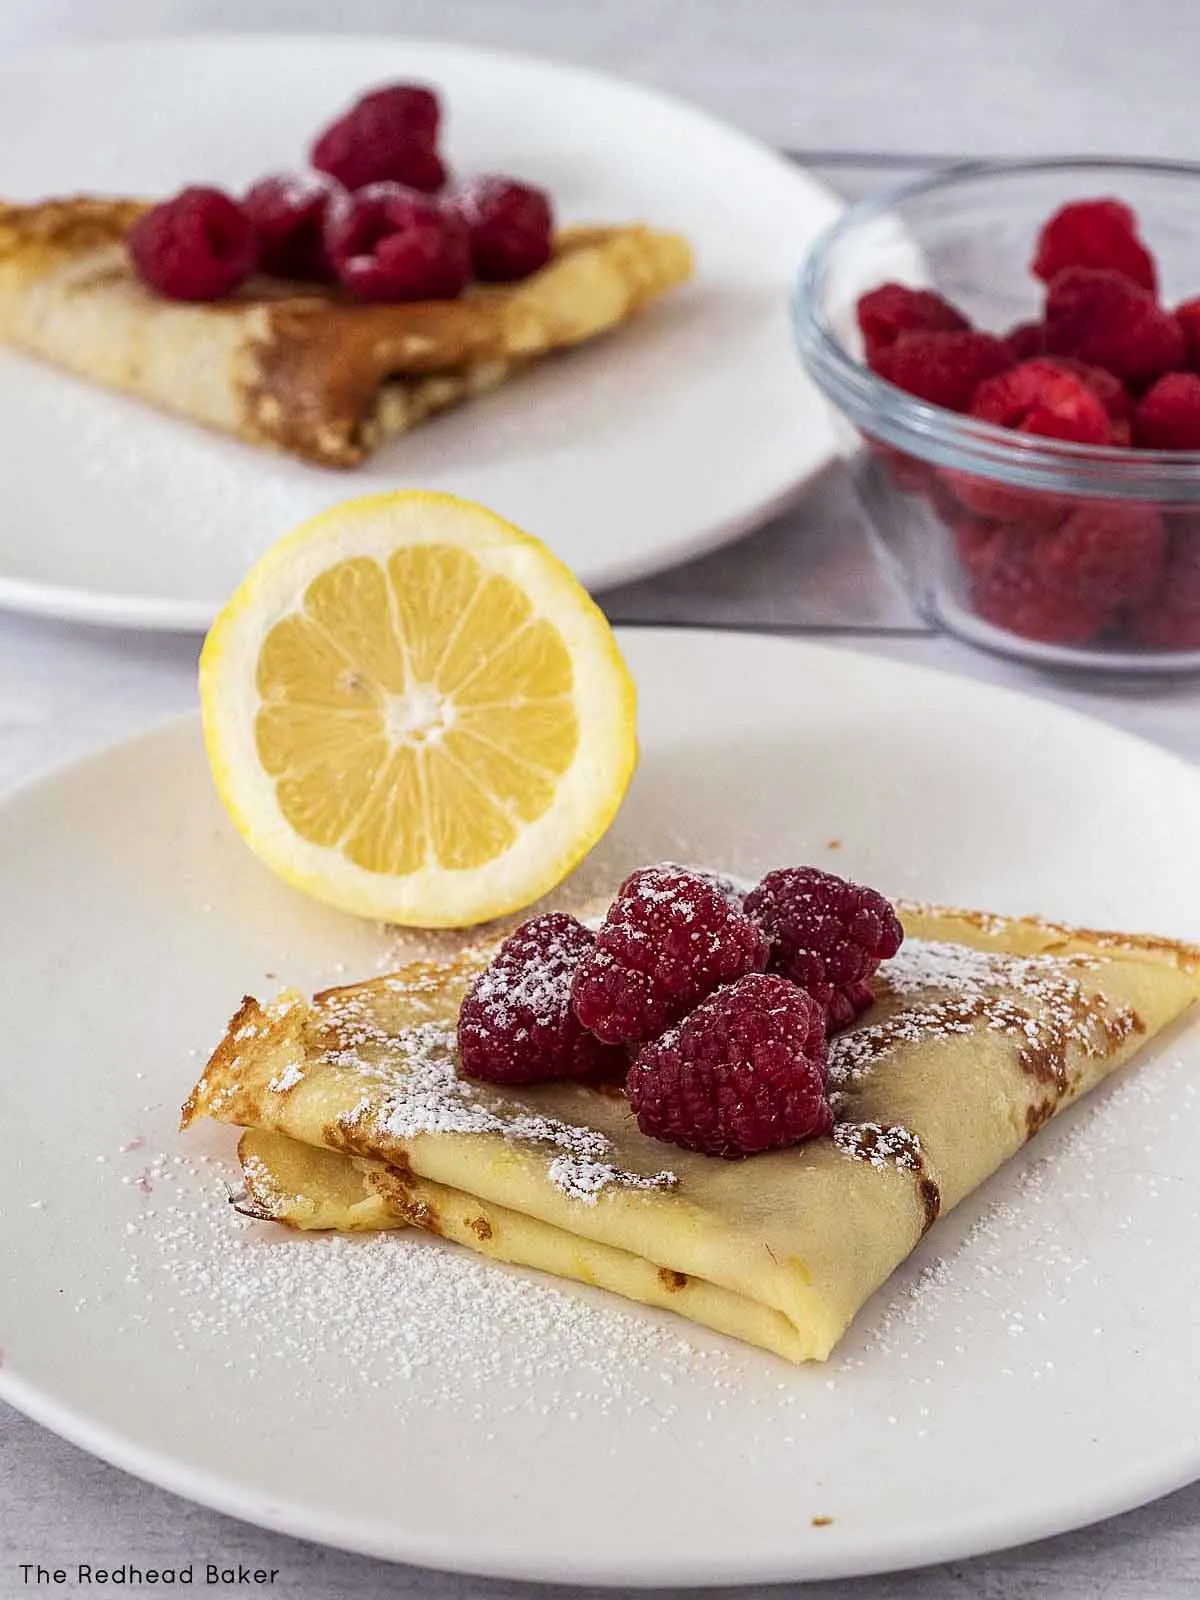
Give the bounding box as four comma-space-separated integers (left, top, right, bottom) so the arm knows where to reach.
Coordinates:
3, 628, 1200, 1584
0, 473, 810, 636
0, 32, 840, 634
4, 1356, 1196, 1588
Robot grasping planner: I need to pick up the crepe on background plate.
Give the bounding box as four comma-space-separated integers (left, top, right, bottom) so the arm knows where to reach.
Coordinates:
182, 900, 1200, 1363
0, 197, 692, 467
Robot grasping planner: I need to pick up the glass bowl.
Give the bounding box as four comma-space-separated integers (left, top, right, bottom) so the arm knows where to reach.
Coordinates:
794, 157, 1200, 674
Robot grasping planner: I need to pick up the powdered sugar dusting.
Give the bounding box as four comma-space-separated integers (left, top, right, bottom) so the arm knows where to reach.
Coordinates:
547, 1157, 677, 1203
321, 1011, 676, 1204
467, 918, 580, 1032
829, 938, 1135, 1094
234, 1150, 284, 1217
109, 1149, 770, 1428
878, 937, 1047, 998
833, 1121, 924, 1172
850, 1053, 1200, 1373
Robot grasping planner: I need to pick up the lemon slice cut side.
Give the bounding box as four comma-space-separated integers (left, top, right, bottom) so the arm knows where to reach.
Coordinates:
199, 491, 637, 927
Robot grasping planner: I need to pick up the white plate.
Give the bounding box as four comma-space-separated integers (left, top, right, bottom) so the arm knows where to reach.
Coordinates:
2, 630, 1199, 1586
0, 36, 839, 632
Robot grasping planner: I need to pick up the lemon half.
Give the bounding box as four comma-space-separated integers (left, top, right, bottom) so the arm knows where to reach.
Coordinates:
199, 492, 637, 926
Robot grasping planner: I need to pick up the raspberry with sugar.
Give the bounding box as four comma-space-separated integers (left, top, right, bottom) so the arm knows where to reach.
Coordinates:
857, 283, 970, 362
458, 913, 627, 1085
1133, 372, 1200, 450
1128, 524, 1200, 649
450, 176, 554, 283
685, 866, 749, 910
312, 83, 446, 193
324, 183, 470, 302
570, 865, 770, 1046
744, 867, 903, 1030
626, 974, 831, 1159
243, 173, 343, 281
1044, 267, 1186, 387
128, 186, 258, 301
873, 330, 1009, 412
1033, 198, 1158, 293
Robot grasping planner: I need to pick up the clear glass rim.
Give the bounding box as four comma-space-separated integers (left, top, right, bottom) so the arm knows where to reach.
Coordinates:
794, 155, 1200, 501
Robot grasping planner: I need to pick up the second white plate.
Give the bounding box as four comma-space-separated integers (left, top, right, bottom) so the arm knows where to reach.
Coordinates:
0, 35, 840, 630
1, 631, 1199, 1584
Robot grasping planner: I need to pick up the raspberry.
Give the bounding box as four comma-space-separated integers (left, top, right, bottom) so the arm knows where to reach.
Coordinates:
968, 531, 1112, 645
1052, 358, 1134, 435
127, 186, 257, 301
324, 184, 469, 302
926, 470, 996, 541
1128, 525, 1200, 649
450, 176, 554, 283
969, 358, 1114, 444
570, 865, 770, 1046
873, 330, 1009, 412
626, 974, 831, 1159
243, 173, 342, 281
311, 84, 446, 193
949, 511, 1004, 577
972, 569, 1109, 644
938, 470, 1065, 531
857, 283, 970, 362
1003, 320, 1047, 362
1032, 198, 1157, 293
945, 359, 1129, 523
1036, 503, 1166, 610
458, 914, 627, 1085
928, 460, 1043, 534
744, 867, 903, 1030
1044, 267, 1186, 387
928, 469, 1020, 562
1133, 372, 1200, 450
353, 83, 439, 145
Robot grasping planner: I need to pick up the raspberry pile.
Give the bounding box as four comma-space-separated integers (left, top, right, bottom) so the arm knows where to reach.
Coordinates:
856, 196, 1200, 651
457, 862, 904, 1160
126, 82, 554, 306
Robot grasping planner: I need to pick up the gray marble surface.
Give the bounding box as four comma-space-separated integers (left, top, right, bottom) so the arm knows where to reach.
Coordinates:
4, 4, 1200, 1597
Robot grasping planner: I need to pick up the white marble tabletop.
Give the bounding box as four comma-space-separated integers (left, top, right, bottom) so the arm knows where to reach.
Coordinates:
4, 4, 1200, 1597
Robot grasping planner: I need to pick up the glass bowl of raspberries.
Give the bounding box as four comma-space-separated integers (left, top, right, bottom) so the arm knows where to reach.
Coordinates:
794, 159, 1200, 671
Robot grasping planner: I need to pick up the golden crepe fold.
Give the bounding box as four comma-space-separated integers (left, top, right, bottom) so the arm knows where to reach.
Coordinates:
182, 902, 1200, 1362
0, 197, 692, 465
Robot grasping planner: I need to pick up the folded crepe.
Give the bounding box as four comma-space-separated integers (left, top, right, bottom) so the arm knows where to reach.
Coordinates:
0, 197, 692, 466
181, 901, 1200, 1363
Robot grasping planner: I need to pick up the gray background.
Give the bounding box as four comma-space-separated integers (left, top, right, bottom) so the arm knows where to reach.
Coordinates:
4, 3, 1200, 1597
